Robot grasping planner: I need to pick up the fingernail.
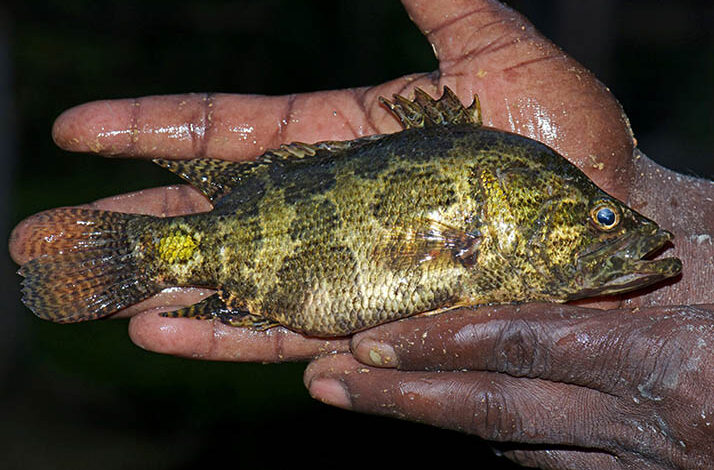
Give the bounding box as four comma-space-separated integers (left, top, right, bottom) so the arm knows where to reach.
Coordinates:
354, 338, 397, 368
308, 378, 352, 410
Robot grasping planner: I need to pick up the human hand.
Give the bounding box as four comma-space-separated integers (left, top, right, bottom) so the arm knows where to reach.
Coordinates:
9, 0, 712, 361
305, 303, 714, 469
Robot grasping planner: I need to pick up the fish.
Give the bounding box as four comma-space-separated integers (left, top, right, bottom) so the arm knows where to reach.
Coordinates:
16, 87, 682, 337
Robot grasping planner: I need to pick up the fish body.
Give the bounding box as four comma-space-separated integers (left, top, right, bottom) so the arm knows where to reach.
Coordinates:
18, 88, 681, 336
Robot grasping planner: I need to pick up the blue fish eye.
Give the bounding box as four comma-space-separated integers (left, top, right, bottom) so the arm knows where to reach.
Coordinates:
591, 203, 619, 230
596, 207, 615, 226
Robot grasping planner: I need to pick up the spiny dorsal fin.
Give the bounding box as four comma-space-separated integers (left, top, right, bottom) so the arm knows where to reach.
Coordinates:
261, 142, 318, 162
379, 86, 482, 129
153, 158, 253, 203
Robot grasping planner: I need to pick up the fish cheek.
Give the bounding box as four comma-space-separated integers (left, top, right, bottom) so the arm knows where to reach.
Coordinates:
523, 199, 590, 289
544, 224, 587, 267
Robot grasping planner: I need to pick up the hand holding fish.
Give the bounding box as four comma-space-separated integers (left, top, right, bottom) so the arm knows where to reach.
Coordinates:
13, 0, 710, 354
8, 0, 713, 468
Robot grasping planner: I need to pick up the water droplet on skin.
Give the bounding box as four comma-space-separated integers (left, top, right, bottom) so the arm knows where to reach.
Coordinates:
518, 97, 561, 147
228, 123, 255, 141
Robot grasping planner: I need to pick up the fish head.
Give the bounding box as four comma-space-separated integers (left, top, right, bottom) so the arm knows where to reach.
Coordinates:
563, 194, 682, 299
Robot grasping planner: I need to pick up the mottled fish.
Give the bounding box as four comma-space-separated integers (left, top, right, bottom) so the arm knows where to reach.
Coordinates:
17, 88, 682, 336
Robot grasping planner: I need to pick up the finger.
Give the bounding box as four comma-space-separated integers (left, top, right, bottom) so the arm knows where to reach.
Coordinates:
350, 303, 665, 396
401, 0, 526, 63
305, 354, 616, 449
51, 86, 410, 161
129, 311, 349, 363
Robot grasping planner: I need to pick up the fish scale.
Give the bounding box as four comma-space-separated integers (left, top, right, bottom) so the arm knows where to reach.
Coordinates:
18, 87, 681, 336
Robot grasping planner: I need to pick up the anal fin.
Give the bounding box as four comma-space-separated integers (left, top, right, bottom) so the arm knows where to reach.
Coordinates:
161, 294, 278, 330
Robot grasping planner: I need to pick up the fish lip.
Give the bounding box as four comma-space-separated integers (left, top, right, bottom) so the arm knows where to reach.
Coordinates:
620, 228, 674, 262
575, 228, 682, 296
579, 228, 672, 264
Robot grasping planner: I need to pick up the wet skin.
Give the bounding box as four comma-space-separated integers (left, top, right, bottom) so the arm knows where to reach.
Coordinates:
9, 0, 714, 468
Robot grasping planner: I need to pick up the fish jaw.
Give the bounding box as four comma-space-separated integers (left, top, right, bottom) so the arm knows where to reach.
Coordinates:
571, 228, 682, 299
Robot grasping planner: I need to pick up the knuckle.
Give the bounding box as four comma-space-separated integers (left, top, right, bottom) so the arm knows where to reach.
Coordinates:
190, 92, 213, 158
269, 327, 289, 361
610, 310, 714, 467
630, 322, 704, 403
491, 319, 548, 377
459, 380, 523, 441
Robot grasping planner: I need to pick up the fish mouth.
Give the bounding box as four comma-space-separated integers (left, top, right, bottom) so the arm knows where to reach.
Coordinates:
575, 228, 682, 297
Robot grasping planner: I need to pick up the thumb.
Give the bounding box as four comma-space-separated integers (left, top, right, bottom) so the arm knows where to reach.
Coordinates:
400, 0, 635, 200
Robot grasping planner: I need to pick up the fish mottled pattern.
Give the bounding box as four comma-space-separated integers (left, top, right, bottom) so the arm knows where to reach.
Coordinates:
212, 176, 266, 218
289, 198, 340, 242
18, 87, 682, 336
371, 165, 457, 223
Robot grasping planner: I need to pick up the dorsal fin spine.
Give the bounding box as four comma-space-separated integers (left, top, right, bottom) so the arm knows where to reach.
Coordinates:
379, 86, 482, 129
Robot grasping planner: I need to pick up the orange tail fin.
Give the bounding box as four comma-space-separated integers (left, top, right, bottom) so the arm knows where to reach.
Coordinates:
18, 208, 159, 323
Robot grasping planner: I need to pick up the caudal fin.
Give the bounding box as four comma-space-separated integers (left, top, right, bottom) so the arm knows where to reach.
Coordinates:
17, 208, 159, 323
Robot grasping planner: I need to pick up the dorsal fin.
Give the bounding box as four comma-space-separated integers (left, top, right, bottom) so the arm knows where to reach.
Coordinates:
154, 135, 387, 203
259, 134, 386, 164
260, 142, 318, 162
153, 158, 254, 203
379, 86, 482, 129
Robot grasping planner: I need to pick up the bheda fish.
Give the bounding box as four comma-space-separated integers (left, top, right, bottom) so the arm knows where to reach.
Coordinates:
17, 88, 682, 336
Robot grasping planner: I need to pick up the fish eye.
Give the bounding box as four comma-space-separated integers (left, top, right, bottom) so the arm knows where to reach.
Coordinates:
597, 207, 615, 225
590, 201, 620, 230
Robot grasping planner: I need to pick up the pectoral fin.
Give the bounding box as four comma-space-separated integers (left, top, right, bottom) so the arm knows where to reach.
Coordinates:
375, 217, 482, 269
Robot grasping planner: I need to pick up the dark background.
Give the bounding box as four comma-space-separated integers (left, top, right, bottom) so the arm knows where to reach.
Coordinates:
1, 1, 712, 469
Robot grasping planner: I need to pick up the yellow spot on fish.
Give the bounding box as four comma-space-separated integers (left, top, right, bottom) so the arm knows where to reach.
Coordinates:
157, 232, 198, 264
